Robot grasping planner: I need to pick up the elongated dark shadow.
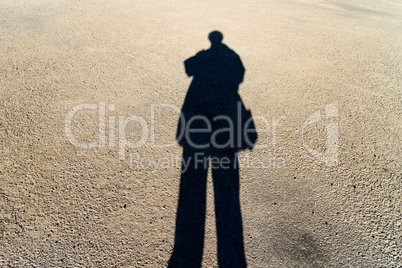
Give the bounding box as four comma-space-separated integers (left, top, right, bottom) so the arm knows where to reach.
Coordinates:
168, 31, 257, 268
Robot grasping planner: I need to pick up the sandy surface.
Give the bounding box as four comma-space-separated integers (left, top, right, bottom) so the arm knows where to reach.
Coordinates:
1, 0, 401, 267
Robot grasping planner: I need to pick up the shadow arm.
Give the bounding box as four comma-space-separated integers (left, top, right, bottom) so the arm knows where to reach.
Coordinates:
236, 56, 245, 84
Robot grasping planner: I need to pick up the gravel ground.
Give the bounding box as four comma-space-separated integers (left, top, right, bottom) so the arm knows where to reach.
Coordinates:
0, 0, 401, 267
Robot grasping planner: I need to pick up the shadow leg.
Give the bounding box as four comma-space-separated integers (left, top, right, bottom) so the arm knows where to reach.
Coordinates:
168, 149, 209, 268
212, 152, 247, 267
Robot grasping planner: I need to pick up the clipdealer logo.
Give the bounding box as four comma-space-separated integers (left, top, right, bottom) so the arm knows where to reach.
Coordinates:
302, 102, 339, 167
64, 102, 286, 160
64, 101, 339, 167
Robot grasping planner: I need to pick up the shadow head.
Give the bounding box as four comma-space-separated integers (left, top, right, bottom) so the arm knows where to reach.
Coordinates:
208, 31, 223, 45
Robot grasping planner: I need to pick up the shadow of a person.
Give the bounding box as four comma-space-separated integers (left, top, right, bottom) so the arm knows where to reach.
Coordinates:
168, 31, 257, 268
